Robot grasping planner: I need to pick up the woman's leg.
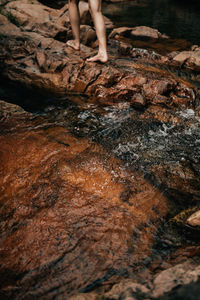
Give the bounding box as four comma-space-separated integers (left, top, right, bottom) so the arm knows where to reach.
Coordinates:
67, 0, 80, 50
87, 0, 108, 62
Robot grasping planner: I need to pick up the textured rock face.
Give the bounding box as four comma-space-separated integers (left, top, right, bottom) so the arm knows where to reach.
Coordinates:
187, 210, 200, 227
0, 13, 21, 37
0, 0, 200, 298
0, 101, 169, 298
173, 50, 200, 70
0, 0, 199, 109
152, 258, 200, 298
67, 257, 200, 299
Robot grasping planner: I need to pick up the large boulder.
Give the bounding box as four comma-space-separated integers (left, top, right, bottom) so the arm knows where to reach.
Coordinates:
4, 0, 68, 38
0, 100, 169, 298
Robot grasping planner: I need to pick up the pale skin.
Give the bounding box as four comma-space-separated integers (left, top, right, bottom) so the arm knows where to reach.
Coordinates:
67, 0, 108, 63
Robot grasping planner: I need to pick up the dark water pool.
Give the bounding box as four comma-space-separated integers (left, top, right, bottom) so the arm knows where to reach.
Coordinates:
39, 0, 200, 45
103, 0, 200, 45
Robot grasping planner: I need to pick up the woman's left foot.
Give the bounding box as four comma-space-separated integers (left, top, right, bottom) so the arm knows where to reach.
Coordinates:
66, 40, 80, 51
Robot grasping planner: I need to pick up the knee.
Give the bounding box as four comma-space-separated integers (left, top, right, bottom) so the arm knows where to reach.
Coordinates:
89, 2, 101, 17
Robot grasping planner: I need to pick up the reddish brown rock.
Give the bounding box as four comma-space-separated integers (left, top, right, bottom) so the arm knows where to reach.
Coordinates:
0, 2, 199, 110
0, 101, 169, 298
80, 25, 96, 46
0, 1, 200, 299
0, 13, 21, 37
4, 0, 65, 38
109, 26, 133, 39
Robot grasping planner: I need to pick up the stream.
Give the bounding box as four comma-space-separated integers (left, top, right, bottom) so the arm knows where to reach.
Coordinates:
0, 78, 200, 298
0, 0, 200, 298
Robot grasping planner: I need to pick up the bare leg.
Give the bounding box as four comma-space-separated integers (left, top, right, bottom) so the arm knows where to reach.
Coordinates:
67, 0, 80, 50
87, 0, 108, 62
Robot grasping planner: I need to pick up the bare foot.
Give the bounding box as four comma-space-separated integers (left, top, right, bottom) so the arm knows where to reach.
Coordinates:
66, 40, 80, 51
86, 52, 108, 63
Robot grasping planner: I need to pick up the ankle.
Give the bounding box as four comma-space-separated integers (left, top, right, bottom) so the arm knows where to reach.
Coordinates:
98, 51, 108, 58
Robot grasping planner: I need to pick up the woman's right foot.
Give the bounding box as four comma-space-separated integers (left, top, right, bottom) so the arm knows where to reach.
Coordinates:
66, 40, 80, 51
86, 52, 108, 63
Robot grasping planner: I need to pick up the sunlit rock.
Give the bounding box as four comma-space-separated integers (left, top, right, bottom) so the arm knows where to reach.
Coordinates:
152, 258, 200, 298
173, 50, 200, 70
187, 210, 200, 227
131, 26, 169, 39
109, 26, 169, 40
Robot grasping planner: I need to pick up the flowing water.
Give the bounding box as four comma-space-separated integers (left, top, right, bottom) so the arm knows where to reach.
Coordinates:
0, 78, 200, 297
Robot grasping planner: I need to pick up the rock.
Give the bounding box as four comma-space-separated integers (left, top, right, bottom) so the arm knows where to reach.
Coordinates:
104, 15, 114, 30
131, 93, 146, 108
80, 25, 96, 46
143, 79, 176, 104
159, 277, 200, 300
109, 26, 133, 39
187, 210, 200, 227
109, 26, 169, 40
173, 51, 194, 63
0, 0, 199, 211
0, 100, 169, 298
0, 1, 200, 298
152, 258, 200, 298
119, 41, 133, 56
0, 14, 22, 37
79, 1, 92, 25
68, 293, 98, 300
190, 45, 200, 51
4, 0, 69, 38
1, 1, 199, 110
104, 280, 150, 299
172, 50, 200, 70
0, 100, 27, 117
131, 26, 169, 39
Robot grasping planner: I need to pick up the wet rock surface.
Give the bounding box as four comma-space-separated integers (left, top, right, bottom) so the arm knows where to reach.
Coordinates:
0, 0, 199, 105
0, 100, 169, 298
0, 0, 200, 299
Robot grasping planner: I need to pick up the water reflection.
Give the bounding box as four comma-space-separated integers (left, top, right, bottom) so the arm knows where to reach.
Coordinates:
103, 0, 200, 45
